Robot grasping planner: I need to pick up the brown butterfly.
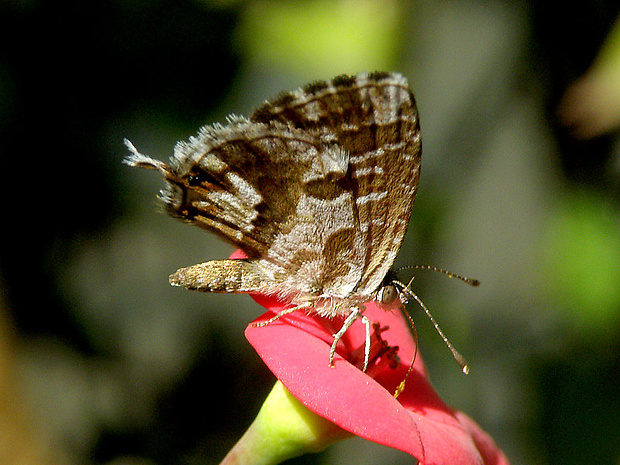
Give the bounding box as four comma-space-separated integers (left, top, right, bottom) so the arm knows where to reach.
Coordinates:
126, 72, 473, 373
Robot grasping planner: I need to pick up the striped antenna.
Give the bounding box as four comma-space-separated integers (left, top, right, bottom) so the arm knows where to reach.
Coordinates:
393, 265, 479, 374
396, 264, 480, 287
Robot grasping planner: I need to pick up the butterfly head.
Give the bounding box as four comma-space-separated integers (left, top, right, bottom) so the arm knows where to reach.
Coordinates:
374, 270, 408, 311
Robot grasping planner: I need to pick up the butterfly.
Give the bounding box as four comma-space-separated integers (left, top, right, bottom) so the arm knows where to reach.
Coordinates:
125, 71, 424, 371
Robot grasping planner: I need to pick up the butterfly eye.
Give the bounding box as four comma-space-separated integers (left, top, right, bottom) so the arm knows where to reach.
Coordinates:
186, 171, 224, 189
187, 174, 203, 186
379, 284, 399, 305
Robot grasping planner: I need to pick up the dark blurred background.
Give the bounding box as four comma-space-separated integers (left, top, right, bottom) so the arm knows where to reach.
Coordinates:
1, 1, 619, 464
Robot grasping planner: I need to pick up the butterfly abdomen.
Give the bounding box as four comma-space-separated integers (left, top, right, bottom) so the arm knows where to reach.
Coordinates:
169, 259, 271, 294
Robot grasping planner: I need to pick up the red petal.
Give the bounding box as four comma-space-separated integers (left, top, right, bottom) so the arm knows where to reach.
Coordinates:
232, 250, 507, 463
245, 304, 506, 464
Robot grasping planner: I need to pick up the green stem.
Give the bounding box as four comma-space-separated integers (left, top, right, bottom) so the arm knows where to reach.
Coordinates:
220, 381, 352, 465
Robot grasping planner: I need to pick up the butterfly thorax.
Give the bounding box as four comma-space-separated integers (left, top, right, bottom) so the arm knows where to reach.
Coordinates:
271, 265, 406, 319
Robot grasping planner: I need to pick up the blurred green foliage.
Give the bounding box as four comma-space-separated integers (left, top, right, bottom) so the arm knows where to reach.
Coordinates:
543, 189, 620, 338
238, 0, 402, 77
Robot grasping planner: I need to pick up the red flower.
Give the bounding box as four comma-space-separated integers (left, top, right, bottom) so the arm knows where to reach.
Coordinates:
233, 250, 509, 465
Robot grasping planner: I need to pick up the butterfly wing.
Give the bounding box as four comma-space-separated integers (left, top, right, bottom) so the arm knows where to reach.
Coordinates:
251, 72, 422, 297
126, 72, 421, 304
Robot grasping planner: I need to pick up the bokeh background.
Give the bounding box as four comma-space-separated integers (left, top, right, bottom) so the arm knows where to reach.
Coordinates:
1, 1, 620, 464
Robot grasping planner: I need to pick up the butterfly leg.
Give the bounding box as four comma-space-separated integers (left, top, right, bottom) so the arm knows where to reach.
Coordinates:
251, 302, 312, 328
361, 314, 371, 372
329, 308, 371, 371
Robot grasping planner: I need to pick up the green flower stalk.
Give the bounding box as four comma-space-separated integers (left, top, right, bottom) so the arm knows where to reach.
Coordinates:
220, 381, 351, 465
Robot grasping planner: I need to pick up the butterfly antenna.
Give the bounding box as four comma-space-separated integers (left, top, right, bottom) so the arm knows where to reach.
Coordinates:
397, 265, 480, 287
394, 309, 418, 398
396, 277, 470, 374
